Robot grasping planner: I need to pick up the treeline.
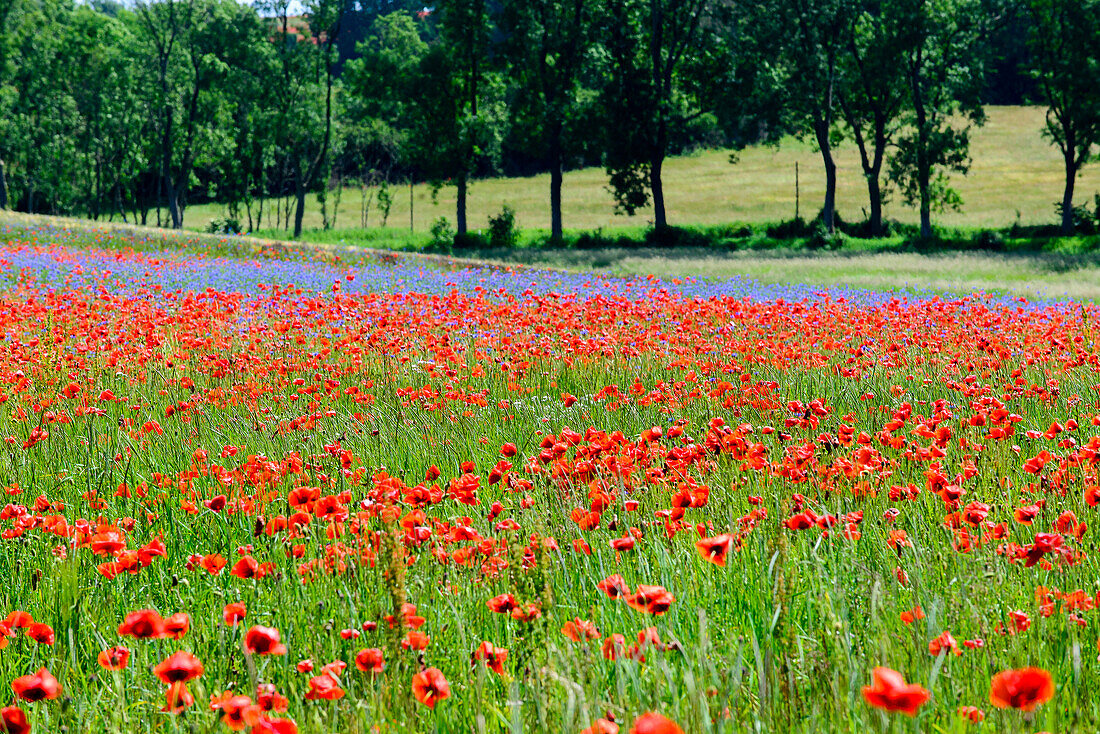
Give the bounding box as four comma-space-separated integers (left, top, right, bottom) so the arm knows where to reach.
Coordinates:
0, 0, 1098, 239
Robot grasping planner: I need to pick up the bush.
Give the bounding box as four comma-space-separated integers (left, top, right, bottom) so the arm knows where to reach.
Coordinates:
428, 217, 455, 250
807, 222, 843, 250
572, 229, 636, 249
453, 231, 489, 250
766, 217, 811, 239
1056, 199, 1100, 235
970, 229, 1006, 251
644, 226, 712, 248
205, 217, 241, 235
488, 205, 518, 248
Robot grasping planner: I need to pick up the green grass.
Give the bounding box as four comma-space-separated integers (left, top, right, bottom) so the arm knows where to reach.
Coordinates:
7, 210, 1100, 301
0, 223, 1092, 733
186, 106, 1100, 236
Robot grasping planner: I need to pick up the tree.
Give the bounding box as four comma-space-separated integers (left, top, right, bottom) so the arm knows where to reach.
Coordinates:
263, 0, 351, 238
837, 1, 908, 236
597, 0, 720, 231
411, 0, 501, 235
1025, 0, 1100, 234
888, 0, 992, 239
134, 0, 195, 228
755, 0, 856, 234
343, 11, 427, 212
497, 0, 595, 241
58, 6, 149, 220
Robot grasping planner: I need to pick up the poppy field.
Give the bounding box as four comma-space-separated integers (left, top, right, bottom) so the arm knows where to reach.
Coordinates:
0, 226, 1094, 733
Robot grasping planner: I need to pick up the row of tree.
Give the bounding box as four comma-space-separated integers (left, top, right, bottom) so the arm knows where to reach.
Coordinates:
0, 0, 1097, 238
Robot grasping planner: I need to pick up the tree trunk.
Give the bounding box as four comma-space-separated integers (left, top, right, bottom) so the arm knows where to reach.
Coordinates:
293, 178, 306, 238
823, 154, 837, 234
1061, 149, 1077, 235
918, 149, 932, 239
456, 176, 468, 235
916, 120, 933, 239
549, 133, 564, 242
0, 159, 7, 210
163, 104, 182, 229
814, 121, 836, 233
919, 184, 932, 239
650, 154, 667, 230
867, 172, 882, 237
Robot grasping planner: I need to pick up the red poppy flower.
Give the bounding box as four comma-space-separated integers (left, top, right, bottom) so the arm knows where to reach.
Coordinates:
562, 618, 600, 641
957, 705, 984, 722
230, 556, 261, 579
899, 606, 924, 625
610, 536, 636, 551
320, 660, 347, 678
164, 613, 190, 640
153, 651, 204, 685
304, 673, 344, 700
3, 612, 32, 629
861, 667, 931, 716
580, 719, 619, 734
695, 534, 734, 566
597, 575, 630, 599
253, 715, 298, 734
256, 683, 289, 712
0, 707, 29, 734
223, 602, 247, 626
624, 585, 675, 615
24, 622, 54, 645
988, 667, 1054, 711
486, 593, 516, 614
220, 695, 263, 730
98, 646, 131, 671
11, 667, 62, 702
602, 634, 626, 660
244, 626, 288, 656
472, 641, 508, 675
164, 682, 194, 714
401, 630, 430, 650
118, 609, 166, 639
928, 631, 961, 657
355, 648, 385, 674
411, 668, 450, 709
630, 712, 684, 734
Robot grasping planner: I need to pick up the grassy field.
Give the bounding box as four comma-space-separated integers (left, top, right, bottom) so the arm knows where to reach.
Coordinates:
465, 246, 1100, 301
186, 106, 1100, 236
0, 223, 1090, 733
5, 212, 1100, 301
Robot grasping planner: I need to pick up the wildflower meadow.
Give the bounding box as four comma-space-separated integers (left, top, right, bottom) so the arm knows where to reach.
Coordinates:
0, 225, 1092, 733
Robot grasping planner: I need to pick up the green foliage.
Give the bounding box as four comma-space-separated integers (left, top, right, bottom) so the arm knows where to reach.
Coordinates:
1025, 0, 1100, 233
204, 215, 241, 234
595, 0, 726, 228
0, 0, 1096, 246
487, 204, 518, 247
886, 0, 993, 238
429, 216, 456, 248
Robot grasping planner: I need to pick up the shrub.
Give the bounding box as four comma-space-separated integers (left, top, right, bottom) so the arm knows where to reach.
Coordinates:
205, 217, 242, 235
766, 217, 811, 239
1055, 199, 1099, 235
428, 217, 455, 250
807, 222, 842, 250
488, 205, 518, 248
644, 226, 712, 248
970, 229, 1006, 251
453, 232, 489, 250
572, 229, 635, 250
